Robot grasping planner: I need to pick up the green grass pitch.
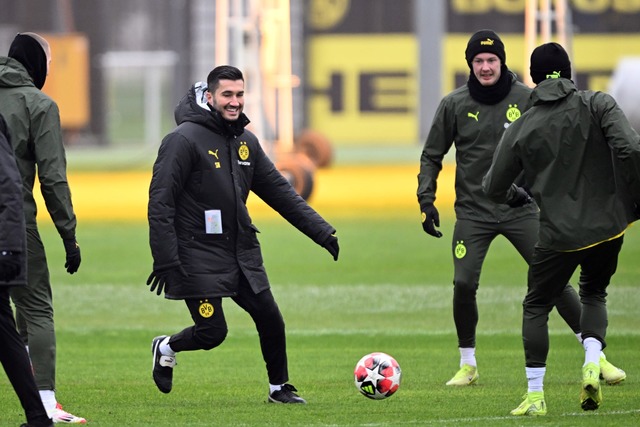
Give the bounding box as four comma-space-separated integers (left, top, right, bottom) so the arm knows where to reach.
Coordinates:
1, 214, 639, 426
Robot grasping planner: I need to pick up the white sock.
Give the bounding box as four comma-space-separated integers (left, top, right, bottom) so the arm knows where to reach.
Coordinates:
577, 334, 606, 362
459, 347, 476, 367
525, 367, 545, 393
39, 390, 56, 416
159, 337, 176, 356
583, 337, 602, 366
269, 384, 282, 394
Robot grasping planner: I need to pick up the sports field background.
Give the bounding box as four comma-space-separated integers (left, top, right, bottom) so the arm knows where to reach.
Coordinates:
16, 153, 640, 426
36, 158, 456, 222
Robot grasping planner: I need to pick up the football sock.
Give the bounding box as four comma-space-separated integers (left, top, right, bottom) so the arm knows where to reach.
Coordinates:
269, 384, 282, 394
39, 389, 56, 416
525, 367, 545, 392
159, 336, 176, 357
459, 347, 476, 367
583, 337, 602, 366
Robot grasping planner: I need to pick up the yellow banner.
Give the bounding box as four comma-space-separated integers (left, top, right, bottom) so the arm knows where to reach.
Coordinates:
307, 34, 417, 145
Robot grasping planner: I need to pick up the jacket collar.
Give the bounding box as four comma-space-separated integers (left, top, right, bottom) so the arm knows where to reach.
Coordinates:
531, 78, 576, 106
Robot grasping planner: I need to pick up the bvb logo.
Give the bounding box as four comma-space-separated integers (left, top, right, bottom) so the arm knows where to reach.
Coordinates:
199, 300, 214, 318
238, 142, 249, 161
506, 104, 521, 123
454, 241, 467, 259
307, 0, 350, 30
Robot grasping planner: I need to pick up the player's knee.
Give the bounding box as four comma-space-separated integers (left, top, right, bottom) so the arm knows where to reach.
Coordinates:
453, 279, 478, 297
453, 279, 478, 301
194, 326, 228, 350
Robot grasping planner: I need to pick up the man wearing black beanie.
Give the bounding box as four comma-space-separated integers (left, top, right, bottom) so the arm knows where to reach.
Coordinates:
484, 41, 640, 415
0, 33, 85, 423
529, 42, 572, 84
418, 31, 625, 391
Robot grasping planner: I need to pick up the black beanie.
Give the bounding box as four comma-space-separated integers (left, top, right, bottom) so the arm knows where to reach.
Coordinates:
465, 29, 506, 68
530, 42, 572, 84
8, 33, 48, 89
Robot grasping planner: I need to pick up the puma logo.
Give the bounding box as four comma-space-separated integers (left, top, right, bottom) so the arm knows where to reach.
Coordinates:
468, 111, 479, 121
208, 149, 219, 160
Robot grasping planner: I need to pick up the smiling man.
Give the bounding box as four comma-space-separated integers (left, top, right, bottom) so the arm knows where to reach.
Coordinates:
146, 65, 339, 405
416, 30, 625, 390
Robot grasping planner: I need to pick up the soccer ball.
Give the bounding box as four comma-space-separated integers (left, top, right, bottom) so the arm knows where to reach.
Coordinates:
354, 352, 401, 400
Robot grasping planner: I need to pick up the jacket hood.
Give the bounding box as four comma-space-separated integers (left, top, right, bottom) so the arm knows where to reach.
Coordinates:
531, 78, 576, 105
174, 82, 250, 137
0, 56, 36, 89
8, 34, 48, 89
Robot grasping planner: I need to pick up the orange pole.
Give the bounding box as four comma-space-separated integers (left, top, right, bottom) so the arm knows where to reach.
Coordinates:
216, 0, 229, 65
524, 0, 538, 87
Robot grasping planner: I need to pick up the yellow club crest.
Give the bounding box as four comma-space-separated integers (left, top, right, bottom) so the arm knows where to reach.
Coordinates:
455, 240, 467, 259
238, 141, 249, 161
199, 300, 214, 318
506, 104, 522, 123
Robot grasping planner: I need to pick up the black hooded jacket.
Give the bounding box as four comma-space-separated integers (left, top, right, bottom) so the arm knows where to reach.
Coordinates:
8, 34, 47, 90
148, 83, 335, 299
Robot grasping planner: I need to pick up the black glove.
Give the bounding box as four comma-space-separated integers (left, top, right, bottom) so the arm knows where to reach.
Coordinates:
322, 234, 339, 261
0, 251, 21, 282
421, 204, 442, 238
147, 265, 188, 296
507, 186, 534, 208
63, 238, 81, 274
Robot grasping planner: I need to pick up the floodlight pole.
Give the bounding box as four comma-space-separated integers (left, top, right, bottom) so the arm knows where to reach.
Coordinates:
523, 0, 573, 87
214, 0, 295, 157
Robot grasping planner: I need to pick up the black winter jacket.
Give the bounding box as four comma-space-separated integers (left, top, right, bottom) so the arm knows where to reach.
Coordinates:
148, 83, 335, 299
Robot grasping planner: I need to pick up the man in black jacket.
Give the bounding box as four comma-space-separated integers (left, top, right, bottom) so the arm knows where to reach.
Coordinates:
0, 114, 53, 427
147, 65, 339, 404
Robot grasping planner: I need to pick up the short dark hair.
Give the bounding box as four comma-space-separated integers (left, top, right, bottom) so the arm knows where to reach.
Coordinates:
207, 65, 244, 93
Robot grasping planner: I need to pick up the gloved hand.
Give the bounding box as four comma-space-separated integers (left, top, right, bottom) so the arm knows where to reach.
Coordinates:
507, 186, 534, 208
63, 238, 81, 274
421, 204, 442, 238
322, 234, 339, 261
147, 265, 188, 296
0, 251, 21, 282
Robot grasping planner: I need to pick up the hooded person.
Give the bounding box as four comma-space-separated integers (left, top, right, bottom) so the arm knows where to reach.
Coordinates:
483, 41, 640, 415
0, 33, 86, 423
146, 66, 339, 404
8, 32, 50, 89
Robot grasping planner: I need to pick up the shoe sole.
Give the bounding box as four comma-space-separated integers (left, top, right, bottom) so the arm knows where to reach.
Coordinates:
511, 409, 546, 416
603, 374, 626, 385
267, 396, 306, 404
581, 384, 601, 411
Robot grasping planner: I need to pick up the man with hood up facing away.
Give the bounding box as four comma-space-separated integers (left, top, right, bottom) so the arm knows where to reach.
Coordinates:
147, 65, 339, 404
0, 114, 53, 427
417, 30, 625, 388
0, 33, 84, 424
484, 42, 640, 415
